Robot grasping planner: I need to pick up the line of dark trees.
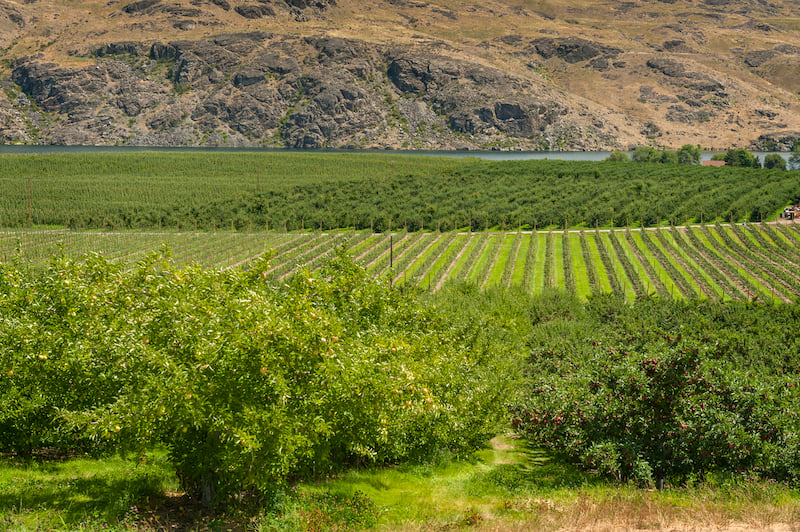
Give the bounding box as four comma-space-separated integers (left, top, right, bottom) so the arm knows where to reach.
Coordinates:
606, 143, 800, 170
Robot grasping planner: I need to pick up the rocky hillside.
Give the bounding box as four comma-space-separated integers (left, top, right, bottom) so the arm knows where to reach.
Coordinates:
1, 0, 799, 150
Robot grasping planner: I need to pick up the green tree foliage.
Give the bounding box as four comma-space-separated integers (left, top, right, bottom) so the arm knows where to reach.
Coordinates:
0, 254, 128, 456
604, 151, 629, 162
0, 251, 516, 507
660, 150, 679, 165
788, 143, 800, 170
631, 146, 661, 163
677, 144, 702, 165
511, 296, 800, 488
723, 148, 761, 168
763, 153, 787, 170
1, 153, 798, 231
630, 147, 683, 165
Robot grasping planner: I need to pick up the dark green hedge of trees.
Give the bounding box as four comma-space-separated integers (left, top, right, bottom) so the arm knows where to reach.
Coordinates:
2, 155, 798, 231
626, 144, 701, 165
713, 148, 762, 168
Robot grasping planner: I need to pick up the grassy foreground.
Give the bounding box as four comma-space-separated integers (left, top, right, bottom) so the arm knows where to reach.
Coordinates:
2, 436, 800, 531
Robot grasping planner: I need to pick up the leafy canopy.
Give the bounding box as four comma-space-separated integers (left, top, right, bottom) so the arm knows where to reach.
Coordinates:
512, 296, 800, 488
1, 250, 518, 507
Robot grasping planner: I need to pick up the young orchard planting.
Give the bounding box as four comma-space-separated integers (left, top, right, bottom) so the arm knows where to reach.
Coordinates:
2, 153, 799, 231
7, 222, 800, 302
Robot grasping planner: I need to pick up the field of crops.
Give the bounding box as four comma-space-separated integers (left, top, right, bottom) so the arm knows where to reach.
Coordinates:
2, 152, 798, 231
5, 220, 800, 301
2, 152, 800, 301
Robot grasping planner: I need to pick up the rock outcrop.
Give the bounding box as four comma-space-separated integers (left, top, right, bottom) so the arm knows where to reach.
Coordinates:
3, 33, 612, 150
646, 57, 725, 94
530, 37, 622, 64
752, 132, 800, 151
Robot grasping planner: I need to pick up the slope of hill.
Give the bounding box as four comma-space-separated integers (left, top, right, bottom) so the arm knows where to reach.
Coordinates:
1, 0, 799, 150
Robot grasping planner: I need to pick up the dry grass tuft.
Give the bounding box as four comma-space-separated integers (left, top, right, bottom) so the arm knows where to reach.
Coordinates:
467, 488, 800, 532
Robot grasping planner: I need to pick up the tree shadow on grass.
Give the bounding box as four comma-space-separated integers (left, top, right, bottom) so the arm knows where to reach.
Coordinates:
0, 460, 164, 524
0, 453, 264, 531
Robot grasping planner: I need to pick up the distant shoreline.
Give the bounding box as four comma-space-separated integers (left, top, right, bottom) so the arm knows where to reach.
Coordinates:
0, 145, 792, 162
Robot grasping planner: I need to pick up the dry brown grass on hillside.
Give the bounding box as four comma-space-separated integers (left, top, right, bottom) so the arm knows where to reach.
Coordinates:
2, 0, 799, 149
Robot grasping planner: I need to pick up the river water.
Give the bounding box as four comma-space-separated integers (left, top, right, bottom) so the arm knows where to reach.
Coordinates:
0, 145, 791, 162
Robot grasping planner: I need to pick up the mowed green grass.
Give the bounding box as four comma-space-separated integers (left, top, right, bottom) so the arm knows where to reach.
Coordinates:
4, 222, 800, 302
3, 436, 800, 531
0, 452, 177, 531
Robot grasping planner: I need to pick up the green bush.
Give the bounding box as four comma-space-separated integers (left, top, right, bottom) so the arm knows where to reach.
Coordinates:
789, 144, 800, 170
604, 151, 629, 162
763, 153, 787, 170
677, 144, 701, 165
723, 148, 761, 168
0, 254, 136, 455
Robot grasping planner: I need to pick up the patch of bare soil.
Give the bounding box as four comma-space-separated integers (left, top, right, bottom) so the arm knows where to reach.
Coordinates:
489, 436, 515, 452
135, 492, 252, 532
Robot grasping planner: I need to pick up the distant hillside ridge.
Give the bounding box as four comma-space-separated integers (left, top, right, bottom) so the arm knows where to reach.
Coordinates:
1, 0, 799, 150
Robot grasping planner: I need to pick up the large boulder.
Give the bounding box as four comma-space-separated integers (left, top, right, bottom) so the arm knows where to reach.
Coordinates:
235, 4, 275, 18
751, 132, 800, 151
646, 57, 724, 93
